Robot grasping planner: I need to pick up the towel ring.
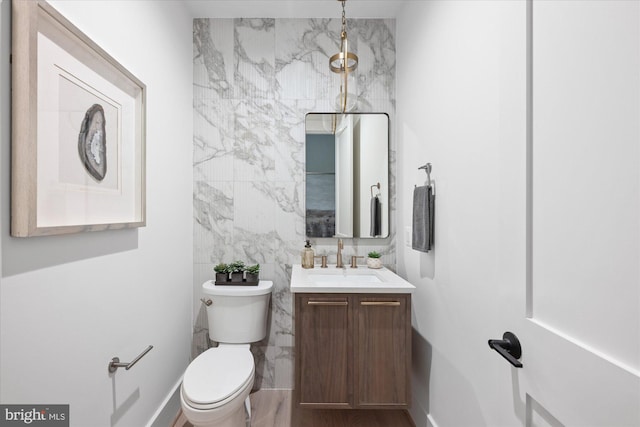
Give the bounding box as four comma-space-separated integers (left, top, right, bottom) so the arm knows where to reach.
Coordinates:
418, 163, 432, 187
371, 183, 381, 198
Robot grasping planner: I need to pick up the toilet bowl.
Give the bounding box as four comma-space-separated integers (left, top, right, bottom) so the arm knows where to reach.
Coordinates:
180, 280, 272, 427
180, 345, 254, 427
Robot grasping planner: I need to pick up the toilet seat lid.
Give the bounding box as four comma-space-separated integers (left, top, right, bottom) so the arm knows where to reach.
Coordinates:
182, 347, 254, 406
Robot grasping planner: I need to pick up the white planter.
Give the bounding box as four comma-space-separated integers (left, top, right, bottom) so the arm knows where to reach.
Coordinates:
366, 257, 383, 269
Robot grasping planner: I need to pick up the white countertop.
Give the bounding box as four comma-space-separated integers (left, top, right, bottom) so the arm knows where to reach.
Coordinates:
290, 264, 416, 294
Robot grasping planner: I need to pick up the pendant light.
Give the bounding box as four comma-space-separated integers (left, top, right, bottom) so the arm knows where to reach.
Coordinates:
329, 0, 358, 113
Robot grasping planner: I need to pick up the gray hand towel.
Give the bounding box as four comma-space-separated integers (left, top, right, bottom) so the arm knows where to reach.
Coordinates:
370, 195, 381, 237
429, 188, 435, 250
412, 185, 434, 252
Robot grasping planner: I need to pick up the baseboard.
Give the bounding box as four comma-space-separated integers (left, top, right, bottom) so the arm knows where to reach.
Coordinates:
408, 405, 439, 427
426, 413, 439, 427
146, 376, 184, 427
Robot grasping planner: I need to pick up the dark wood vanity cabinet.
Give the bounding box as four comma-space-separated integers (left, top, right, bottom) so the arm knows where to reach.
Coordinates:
356, 295, 411, 408
295, 293, 411, 409
295, 294, 353, 408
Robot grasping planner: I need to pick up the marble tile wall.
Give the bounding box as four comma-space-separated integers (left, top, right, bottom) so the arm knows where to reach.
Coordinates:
193, 18, 396, 389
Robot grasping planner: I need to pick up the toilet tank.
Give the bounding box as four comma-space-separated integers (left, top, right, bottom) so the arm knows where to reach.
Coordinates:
202, 280, 273, 344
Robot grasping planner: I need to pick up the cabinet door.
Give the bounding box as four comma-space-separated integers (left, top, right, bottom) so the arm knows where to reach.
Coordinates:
356, 294, 411, 408
295, 294, 353, 408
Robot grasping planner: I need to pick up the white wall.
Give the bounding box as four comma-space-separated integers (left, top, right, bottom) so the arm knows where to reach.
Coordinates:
358, 115, 389, 238
0, 1, 193, 426
396, 1, 525, 426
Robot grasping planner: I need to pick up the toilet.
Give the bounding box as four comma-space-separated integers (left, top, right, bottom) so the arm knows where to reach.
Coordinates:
180, 280, 273, 427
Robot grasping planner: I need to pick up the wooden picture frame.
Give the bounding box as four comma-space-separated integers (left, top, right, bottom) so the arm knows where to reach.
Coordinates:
11, 0, 146, 237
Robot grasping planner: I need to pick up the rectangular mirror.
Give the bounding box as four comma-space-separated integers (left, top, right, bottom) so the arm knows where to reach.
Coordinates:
305, 113, 389, 238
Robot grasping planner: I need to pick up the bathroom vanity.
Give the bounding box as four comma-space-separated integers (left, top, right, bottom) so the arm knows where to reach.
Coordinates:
291, 265, 415, 409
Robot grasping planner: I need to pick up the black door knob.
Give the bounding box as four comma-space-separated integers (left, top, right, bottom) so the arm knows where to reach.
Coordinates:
488, 331, 523, 368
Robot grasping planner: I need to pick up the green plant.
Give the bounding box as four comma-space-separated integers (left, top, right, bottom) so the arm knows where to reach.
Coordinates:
227, 260, 246, 273
213, 263, 228, 274
367, 251, 381, 258
245, 264, 260, 275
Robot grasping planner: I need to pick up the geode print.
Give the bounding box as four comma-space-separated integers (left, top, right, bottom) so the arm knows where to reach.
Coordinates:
78, 104, 107, 181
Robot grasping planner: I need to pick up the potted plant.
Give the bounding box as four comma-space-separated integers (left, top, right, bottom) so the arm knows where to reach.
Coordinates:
214, 263, 228, 283
228, 260, 246, 283
245, 264, 260, 284
366, 251, 383, 269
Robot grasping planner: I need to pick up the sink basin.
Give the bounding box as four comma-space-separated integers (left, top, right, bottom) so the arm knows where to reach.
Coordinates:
291, 264, 415, 294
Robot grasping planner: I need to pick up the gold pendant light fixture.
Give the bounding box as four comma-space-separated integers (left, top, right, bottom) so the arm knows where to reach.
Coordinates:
329, 0, 358, 113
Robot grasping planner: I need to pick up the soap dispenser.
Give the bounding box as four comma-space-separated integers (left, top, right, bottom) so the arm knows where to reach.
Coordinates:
301, 240, 315, 269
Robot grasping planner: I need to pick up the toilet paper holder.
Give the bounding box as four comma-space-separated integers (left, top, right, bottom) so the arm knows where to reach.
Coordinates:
108, 345, 153, 373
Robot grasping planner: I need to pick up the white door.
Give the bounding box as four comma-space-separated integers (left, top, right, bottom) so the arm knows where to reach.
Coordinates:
335, 115, 353, 237
492, 1, 640, 425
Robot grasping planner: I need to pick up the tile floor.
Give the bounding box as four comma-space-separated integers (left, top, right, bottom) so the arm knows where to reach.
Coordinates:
173, 389, 415, 427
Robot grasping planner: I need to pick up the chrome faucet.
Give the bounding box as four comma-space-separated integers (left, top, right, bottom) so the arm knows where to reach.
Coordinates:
336, 239, 344, 268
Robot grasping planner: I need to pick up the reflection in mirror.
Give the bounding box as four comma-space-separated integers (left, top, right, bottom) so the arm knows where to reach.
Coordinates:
305, 113, 389, 238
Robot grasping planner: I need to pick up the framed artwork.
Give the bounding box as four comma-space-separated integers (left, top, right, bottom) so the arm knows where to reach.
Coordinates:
11, 0, 146, 237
